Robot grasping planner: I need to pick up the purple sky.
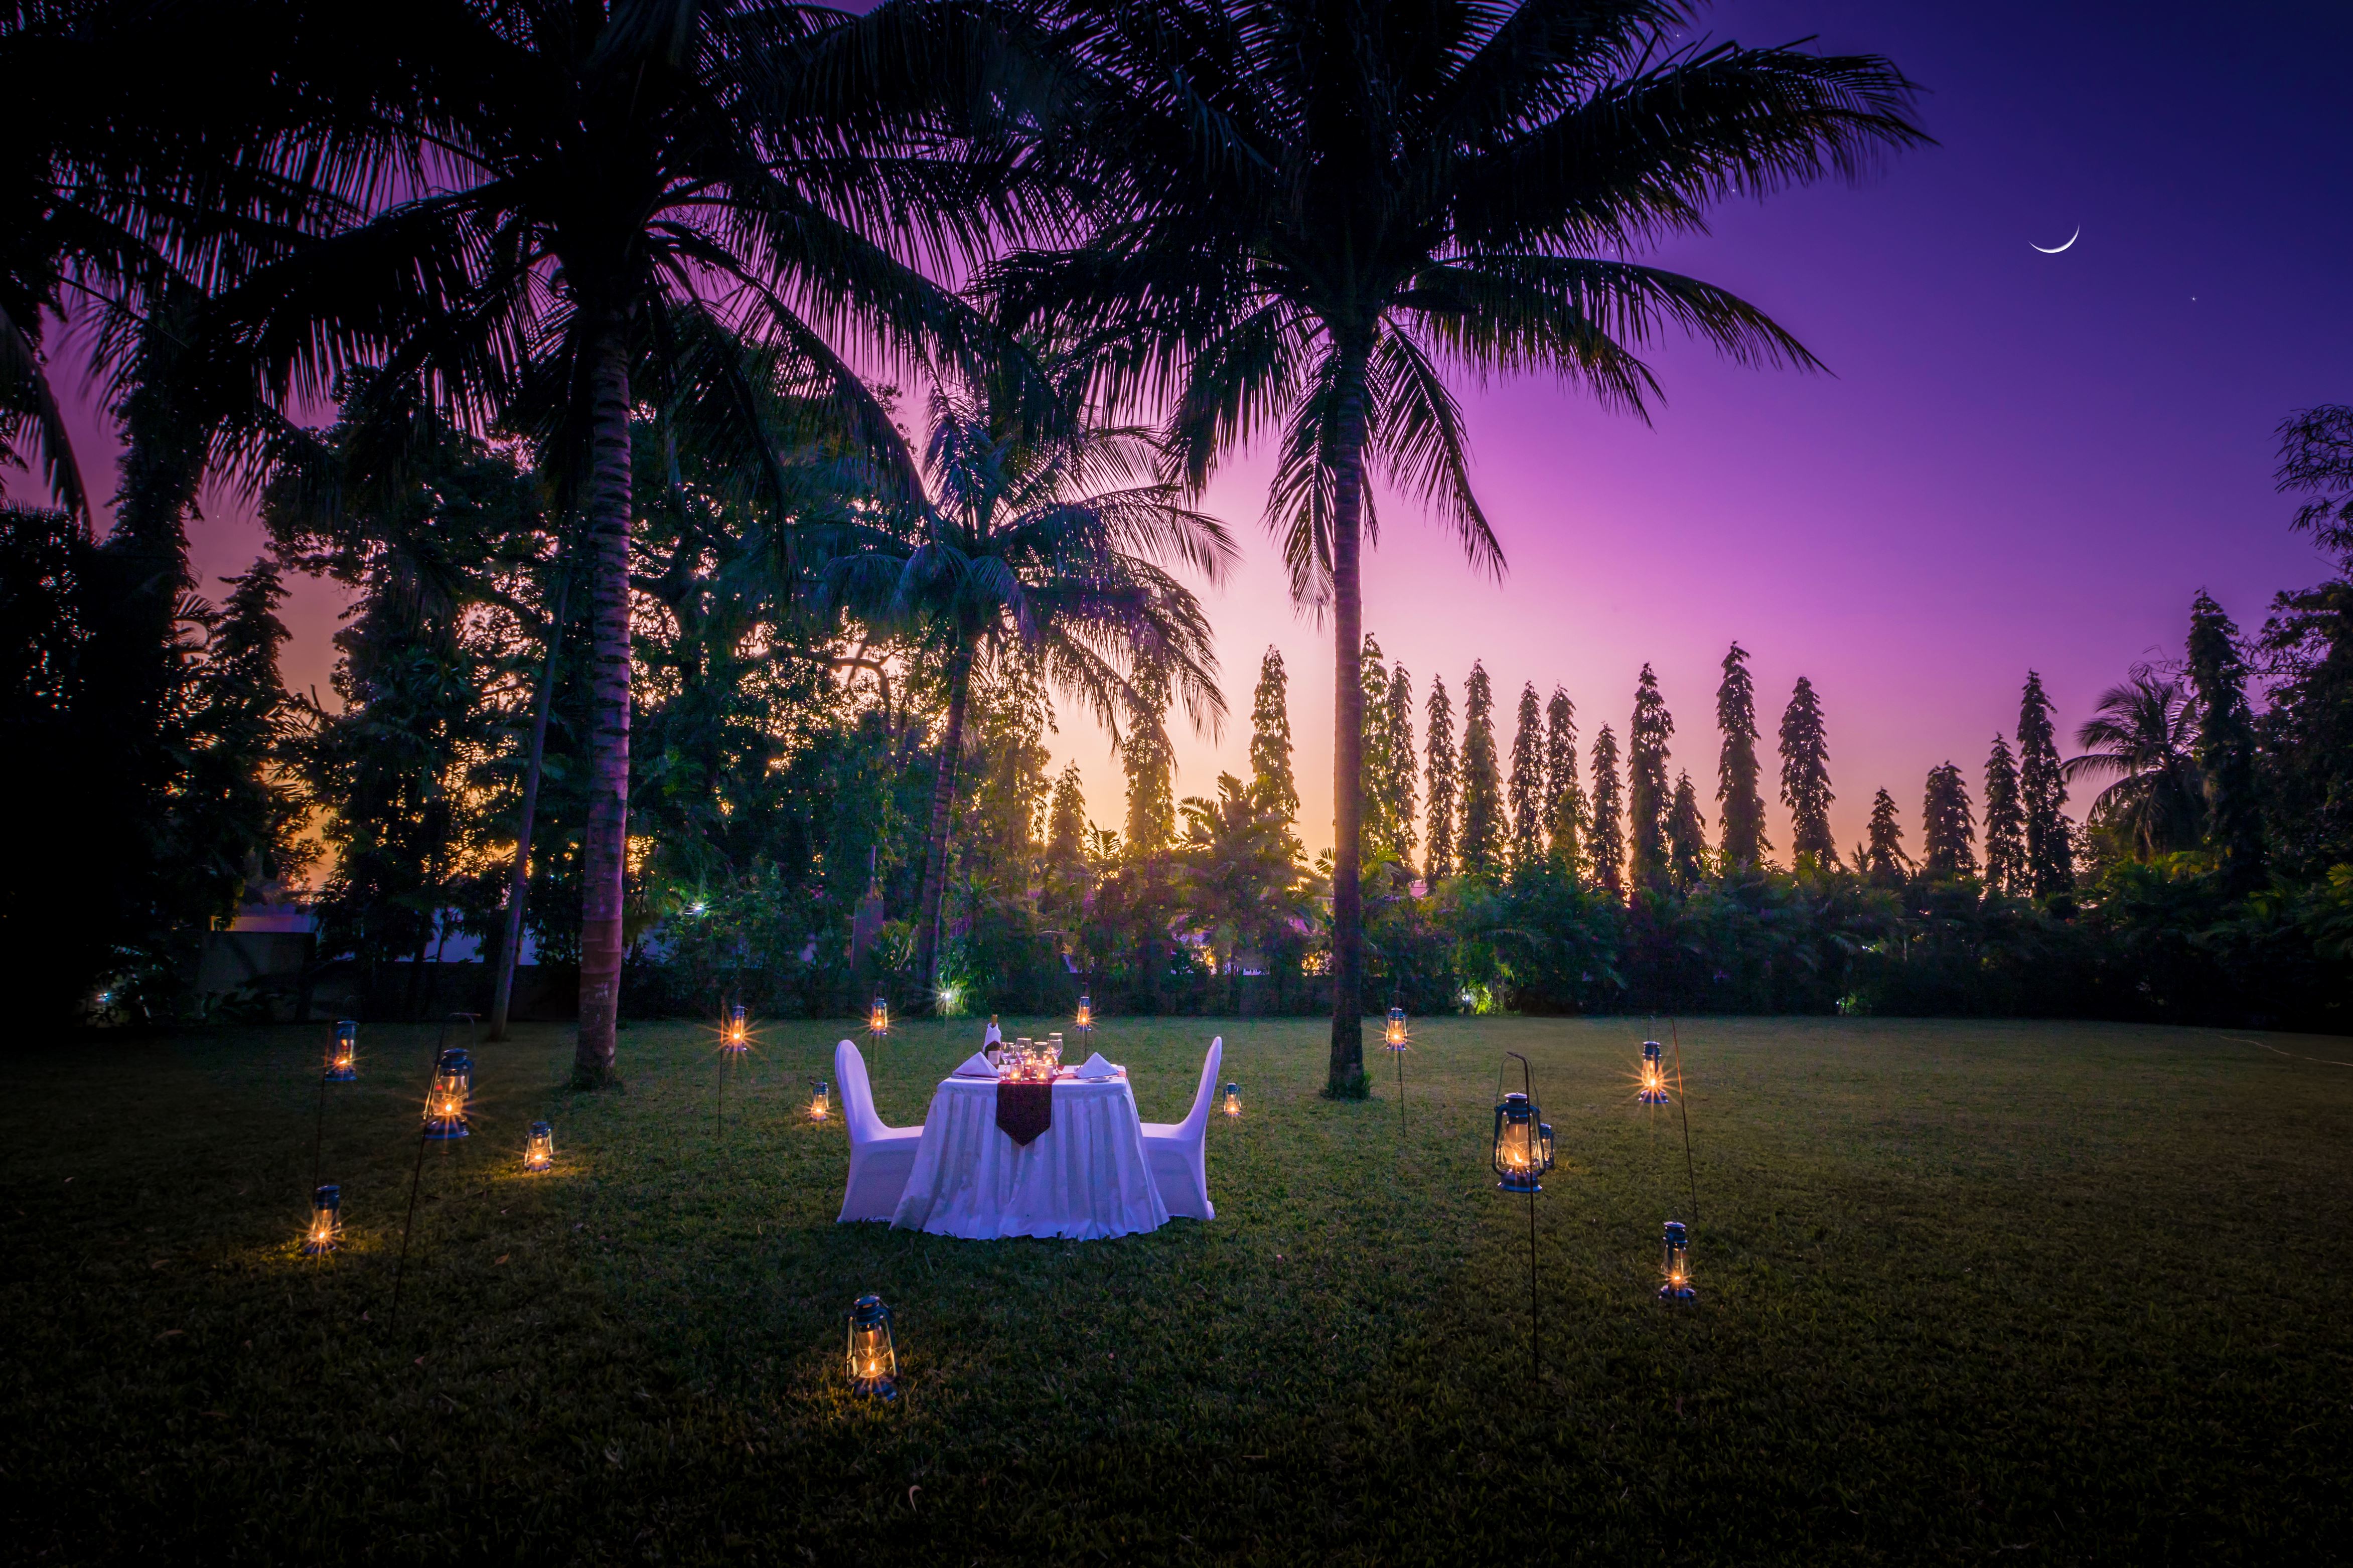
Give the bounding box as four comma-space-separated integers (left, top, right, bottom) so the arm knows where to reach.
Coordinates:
52, 0, 2353, 864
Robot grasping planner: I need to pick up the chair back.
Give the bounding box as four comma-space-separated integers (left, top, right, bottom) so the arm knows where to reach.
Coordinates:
833, 1039, 887, 1146
1177, 1036, 1223, 1136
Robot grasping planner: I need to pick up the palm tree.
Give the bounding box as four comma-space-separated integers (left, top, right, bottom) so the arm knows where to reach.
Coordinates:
1179, 770, 1307, 1008
992, 0, 1925, 1091
825, 366, 1232, 1002
2064, 673, 2203, 859
214, 0, 1039, 1081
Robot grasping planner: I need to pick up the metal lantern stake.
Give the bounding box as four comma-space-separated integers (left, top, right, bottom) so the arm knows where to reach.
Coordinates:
846, 1294, 899, 1399
524, 1121, 554, 1172
1384, 1006, 1409, 1136
1222, 1081, 1242, 1118
1638, 1039, 1671, 1105
1491, 1052, 1555, 1384
1658, 1220, 1696, 1303
302, 1183, 341, 1255
325, 1020, 358, 1081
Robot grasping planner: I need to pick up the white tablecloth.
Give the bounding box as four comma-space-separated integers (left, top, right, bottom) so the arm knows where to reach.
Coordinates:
891, 1074, 1170, 1240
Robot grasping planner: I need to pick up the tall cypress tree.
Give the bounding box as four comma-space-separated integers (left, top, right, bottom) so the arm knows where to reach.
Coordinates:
1544, 687, 1582, 878
1667, 771, 1707, 890
2185, 591, 2263, 888
1508, 681, 1546, 872
1863, 787, 1911, 885
1423, 674, 1457, 881
1456, 662, 1505, 879
1123, 665, 1176, 854
1626, 664, 1675, 886
1921, 760, 1976, 879
1380, 662, 1419, 871
1359, 635, 1397, 861
1715, 642, 1769, 868
1588, 723, 1624, 895
1778, 676, 1837, 867
1248, 646, 1299, 825
2017, 671, 2072, 899
1047, 760, 1088, 868
1982, 734, 2025, 895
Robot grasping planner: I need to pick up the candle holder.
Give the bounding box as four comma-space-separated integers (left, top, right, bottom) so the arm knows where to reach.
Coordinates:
846, 1294, 898, 1399
524, 1121, 554, 1171
1658, 1220, 1697, 1303
301, 1183, 341, 1255
1638, 1039, 1671, 1105
324, 1020, 358, 1081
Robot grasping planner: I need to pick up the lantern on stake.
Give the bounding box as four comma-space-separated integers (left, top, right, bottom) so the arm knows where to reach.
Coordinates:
325, 1020, 358, 1081
1491, 1051, 1554, 1383
723, 1003, 749, 1051
1638, 1039, 1670, 1105
1385, 1007, 1408, 1049
1222, 1081, 1242, 1118
1658, 1220, 1697, 1302
423, 1053, 470, 1138
301, 1183, 341, 1255
846, 1294, 898, 1399
868, 996, 890, 1036
524, 1121, 554, 1171
1075, 994, 1093, 1031
809, 1079, 831, 1121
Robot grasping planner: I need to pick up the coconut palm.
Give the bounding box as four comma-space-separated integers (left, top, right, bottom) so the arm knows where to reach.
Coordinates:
991, 0, 1925, 1091
211, 0, 1044, 1081
1179, 770, 1308, 1005
2064, 673, 2203, 859
824, 366, 1232, 1001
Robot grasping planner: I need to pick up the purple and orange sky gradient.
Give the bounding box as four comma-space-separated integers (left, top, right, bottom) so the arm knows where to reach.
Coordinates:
50, 0, 2353, 863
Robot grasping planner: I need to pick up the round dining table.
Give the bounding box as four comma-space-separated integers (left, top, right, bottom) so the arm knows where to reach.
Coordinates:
890, 1070, 1170, 1240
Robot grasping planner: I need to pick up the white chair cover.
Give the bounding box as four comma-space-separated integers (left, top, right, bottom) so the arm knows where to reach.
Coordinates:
834, 1039, 923, 1222
1139, 1036, 1221, 1220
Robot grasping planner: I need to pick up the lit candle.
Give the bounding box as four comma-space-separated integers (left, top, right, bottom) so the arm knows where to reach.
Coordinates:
524, 1120, 554, 1171
845, 1294, 898, 1398
302, 1183, 341, 1255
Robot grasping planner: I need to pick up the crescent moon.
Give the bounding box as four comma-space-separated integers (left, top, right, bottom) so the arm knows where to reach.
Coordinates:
2031, 226, 2080, 254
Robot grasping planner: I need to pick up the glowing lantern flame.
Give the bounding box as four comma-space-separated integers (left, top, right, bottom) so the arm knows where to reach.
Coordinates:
302, 1183, 341, 1255
723, 1003, 749, 1050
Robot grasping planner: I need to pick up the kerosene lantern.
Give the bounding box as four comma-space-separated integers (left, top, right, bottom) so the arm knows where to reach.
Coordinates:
324, 1020, 358, 1081
1638, 1039, 1670, 1104
846, 1294, 898, 1399
302, 1183, 341, 1255
1658, 1220, 1697, 1303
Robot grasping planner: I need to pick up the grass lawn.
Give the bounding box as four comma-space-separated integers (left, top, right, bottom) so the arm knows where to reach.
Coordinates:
4, 1013, 2349, 1564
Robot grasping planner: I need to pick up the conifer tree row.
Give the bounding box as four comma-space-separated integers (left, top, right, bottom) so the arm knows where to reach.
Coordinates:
1715, 642, 1769, 868
1456, 662, 1505, 879
1423, 675, 1457, 881
1779, 676, 1837, 866
1589, 724, 1625, 894
1508, 682, 1546, 873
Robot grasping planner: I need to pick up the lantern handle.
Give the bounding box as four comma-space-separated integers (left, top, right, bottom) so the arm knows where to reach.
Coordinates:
1502, 1050, 1534, 1104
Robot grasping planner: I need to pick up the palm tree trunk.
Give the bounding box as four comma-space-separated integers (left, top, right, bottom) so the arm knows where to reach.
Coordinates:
1327, 343, 1372, 1096
573, 327, 634, 1085
489, 565, 569, 1042
914, 647, 974, 1006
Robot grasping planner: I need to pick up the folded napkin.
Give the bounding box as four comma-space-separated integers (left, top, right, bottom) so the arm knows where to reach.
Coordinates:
953, 1051, 999, 1078
1075, 1051, 1118, 1080
983, 1021, 1002, 1045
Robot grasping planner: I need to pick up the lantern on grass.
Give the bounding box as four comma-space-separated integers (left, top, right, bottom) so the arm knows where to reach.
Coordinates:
723, 1003, 749, 1051
1658, 1220, 1696, 1302
1638, 1040, 1670, 1104
325, 1021, 358, 1081
846, 1294, 898, 1398
1491, 1092, 1553, 1192
810, 1080, 831, 1120
423, 1055, 470, 1138
868, 996, 890, 1035
524, 1121, 554, 1171
1222, 1081, 1242, 1118
302, 1183, 341, 1254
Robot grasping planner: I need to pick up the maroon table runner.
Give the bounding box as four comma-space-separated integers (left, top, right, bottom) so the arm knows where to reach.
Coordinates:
995, 1080, 1054, 1146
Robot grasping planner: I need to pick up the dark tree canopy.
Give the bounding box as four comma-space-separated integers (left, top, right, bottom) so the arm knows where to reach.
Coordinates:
1588, 723, 1624, 895
2186, 592, 2263, 888
1456, 661, 1504, 880
1509, 681, 1545, 872
2018, 671, 2073, 899
1921, 760, 1976, 880
1423, 673, 1456, 881
1862, 786, 1910, 885
1544, 687, 1581, 879
1779, 675, 1836, 867
1627, 663, 1674, 887
1982, 733, 2025, 895
1716, 641, 1769, 867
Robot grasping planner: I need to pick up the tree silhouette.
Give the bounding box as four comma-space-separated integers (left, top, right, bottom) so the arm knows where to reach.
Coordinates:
1423, 674, 1456, 881
1667, 771, 1708, 891
1544, 688, 1582, 880
1715, 642, 1770, 868
2018, 672, 2074, 899
1589, 723, 1624, 896
1779, 676, 1836, 867
2186, 592, 2263, 888
1509, 682, 1546, 873
1862, 787, 1911, 886
1457, 662, 1505, 879
1983, 735, 2025, 895
2063, 673, 2199, 862
1627, 663, 1674, 886
1921, 761, 1976, 879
